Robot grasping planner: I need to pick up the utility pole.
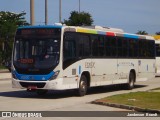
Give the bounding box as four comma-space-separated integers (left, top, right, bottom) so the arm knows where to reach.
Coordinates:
45, 0, 48, 25
59, 0, 62, 23
79, 0, 81, 13
30, 0, 35, 25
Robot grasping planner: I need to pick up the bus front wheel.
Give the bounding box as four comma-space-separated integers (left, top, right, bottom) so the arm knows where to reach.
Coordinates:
78, 75, 88, 96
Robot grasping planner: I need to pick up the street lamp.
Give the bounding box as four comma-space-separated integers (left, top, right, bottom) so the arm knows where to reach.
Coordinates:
79, 0, 81, 13
30, 0, 35, 25
59, 0, 62, 23
45, 0, 48, 25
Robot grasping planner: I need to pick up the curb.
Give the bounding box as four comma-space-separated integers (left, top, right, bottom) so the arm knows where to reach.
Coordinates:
0, 70, 11, 80
0, 69, 9, 73
91, 100, 160, 114
0, 78, 11, 81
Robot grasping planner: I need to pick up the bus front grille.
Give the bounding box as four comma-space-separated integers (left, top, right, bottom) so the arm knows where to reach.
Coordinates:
20, 82, 46, 88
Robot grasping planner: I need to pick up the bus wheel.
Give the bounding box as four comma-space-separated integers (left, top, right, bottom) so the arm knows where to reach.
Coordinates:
126, 72, 135, 90
36, 89, 48, 96
78, 75, 88, 96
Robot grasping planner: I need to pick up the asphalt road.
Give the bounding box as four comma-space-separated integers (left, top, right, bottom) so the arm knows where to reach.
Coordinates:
0, 73, 160, 120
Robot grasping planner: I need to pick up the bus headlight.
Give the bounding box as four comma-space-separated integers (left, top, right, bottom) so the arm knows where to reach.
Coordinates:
49, 71, 60, 80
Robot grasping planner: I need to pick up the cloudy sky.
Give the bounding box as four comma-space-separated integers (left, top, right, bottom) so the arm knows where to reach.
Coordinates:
0, 0, 160, 34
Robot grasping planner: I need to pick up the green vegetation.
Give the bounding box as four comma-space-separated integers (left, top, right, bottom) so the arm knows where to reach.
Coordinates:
136, 30, 148, 35
0, 65, 6, 70
100, 92, 160, 110
63, 11, 94, 26
156, 32, 160, 35
0, 11, 28, 66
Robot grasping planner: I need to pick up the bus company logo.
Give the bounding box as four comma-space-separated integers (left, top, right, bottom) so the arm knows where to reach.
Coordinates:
85, 62, 95, 68
2, 112, 12, 117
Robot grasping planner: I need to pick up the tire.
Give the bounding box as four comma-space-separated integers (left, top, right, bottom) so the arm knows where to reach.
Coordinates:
126, 72, 135, 90
78, 75, 88, 96
36, 89, 48, 96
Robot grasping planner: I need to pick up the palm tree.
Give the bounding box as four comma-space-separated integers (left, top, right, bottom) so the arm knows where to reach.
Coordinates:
136, 30, 148, 35
155, 32, 160, 35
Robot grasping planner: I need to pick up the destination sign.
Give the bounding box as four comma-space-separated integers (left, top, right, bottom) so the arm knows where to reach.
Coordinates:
16, 28, 61, 36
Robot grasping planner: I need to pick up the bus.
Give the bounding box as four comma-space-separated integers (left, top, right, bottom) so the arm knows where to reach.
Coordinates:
155, 40, 160, 76
11, 24, 156, 96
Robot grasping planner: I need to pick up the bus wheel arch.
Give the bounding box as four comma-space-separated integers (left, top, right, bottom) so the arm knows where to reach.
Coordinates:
78, 71, 91, 96
130, 69, 136, 82
126, 69, 136, 90
81, 71, 91, 88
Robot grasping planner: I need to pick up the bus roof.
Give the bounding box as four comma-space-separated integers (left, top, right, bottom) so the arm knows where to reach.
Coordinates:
64, 26, 155, 40
18, 24, 155, 40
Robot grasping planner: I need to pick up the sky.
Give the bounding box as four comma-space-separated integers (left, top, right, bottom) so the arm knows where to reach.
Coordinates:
0, 0, 160, 34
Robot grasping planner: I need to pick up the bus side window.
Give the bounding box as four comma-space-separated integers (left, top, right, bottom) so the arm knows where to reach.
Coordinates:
105, 36, 117, 57
139, 39, 149, 58
129, 38, 138, 58
64, 40, 76, 61
98, 36, 105, 56
91, 35, 99, 57
78, 34, 91, 58
63, 32, 77, 69
149, 40, 155, 58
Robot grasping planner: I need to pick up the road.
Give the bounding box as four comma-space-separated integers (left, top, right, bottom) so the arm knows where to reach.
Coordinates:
0, 73, 160, 120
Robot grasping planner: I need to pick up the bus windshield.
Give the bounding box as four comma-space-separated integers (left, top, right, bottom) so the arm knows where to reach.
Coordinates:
13, 28, 61, 74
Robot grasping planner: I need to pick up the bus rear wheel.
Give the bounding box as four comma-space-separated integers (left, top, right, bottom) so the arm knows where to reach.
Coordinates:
126, 72, 135, 90
78, 75, 88, 96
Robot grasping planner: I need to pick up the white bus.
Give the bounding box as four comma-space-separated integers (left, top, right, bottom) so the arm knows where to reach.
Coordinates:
155, 40, 160, 76
12, 24, 156, 96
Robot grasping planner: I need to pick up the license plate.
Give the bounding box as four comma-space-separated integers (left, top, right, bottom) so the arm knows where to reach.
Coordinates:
28, 86, 37, 90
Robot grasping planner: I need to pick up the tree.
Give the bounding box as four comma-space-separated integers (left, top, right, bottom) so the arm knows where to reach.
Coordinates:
156, 32, 160, 35
0, 11, 29, 66
136, 30, 148, 35
0, 11, 28, 38
63, 11, 94, 26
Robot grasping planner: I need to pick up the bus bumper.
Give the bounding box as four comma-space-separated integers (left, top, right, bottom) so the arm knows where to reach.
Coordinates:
12, 78, 67, 90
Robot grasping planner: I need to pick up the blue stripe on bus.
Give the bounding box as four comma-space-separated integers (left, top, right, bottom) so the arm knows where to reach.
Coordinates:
79, 66, 81, 75
124, 34, 139, 39
14, 71, 55, 81
98, 31, 106, 35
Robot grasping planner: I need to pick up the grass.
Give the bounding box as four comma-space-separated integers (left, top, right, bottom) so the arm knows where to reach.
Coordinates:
0, 65, 7, 70
0, 65, 6, 69
99, 91, 160, 110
